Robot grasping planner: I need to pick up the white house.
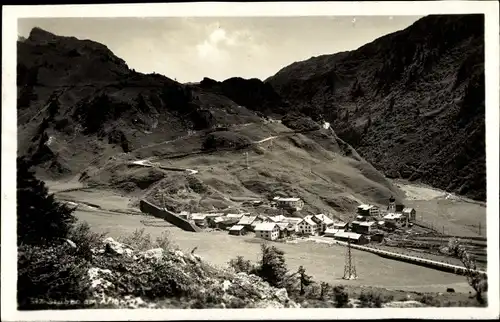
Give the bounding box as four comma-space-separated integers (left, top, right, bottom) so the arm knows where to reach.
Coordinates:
383, 213, 404, 223
357, 204, 380, 217
402, 208, 416, 222
298, 215, 319, 235
254, 223, 280, 241
313, 214, 335, 233
281, 217, 302, 232
274, 197, 304, 212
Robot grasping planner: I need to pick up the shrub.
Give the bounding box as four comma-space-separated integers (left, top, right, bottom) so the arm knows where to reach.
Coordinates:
17, 244, 92, 310
333, 285, 349, 308
228, 256, 254, 274
419, 294, 441, 307
17, 156, 77, 246
117, 228, 174, 252
68, 222, 107, 260
118, 228, 153, 251
358, 291, 384, 308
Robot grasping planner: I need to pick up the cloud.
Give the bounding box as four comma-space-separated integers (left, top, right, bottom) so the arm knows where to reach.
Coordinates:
195, 24, 258, 64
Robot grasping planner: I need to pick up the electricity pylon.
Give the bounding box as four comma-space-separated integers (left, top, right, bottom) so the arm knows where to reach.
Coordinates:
343, 237, 358, 280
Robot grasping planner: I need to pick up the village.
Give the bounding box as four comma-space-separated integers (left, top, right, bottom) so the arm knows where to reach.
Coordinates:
175, 195, 418, 245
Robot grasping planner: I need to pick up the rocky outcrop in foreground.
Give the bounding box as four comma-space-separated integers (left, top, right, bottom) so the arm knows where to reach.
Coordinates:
86, 237, 299, 309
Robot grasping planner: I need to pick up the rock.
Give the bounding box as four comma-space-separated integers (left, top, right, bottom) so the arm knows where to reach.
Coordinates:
383, 300, 425, 308
103, 237, 131, 255
64, 238, 77, 249
88, 267, 113, 291
253, 300, 284, 308
274, 288, 289, 303
222, 280, 232, 292
174, 250, 185, 258
135, 248, 164, 261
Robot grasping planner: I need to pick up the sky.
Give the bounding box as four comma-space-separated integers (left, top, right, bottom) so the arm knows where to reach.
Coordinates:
18, 16, 422, 83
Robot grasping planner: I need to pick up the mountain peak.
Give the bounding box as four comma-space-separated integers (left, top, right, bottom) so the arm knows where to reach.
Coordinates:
28, 27, 58, 42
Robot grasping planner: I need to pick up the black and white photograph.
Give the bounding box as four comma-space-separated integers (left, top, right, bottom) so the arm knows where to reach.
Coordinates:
2, 1, 499, 320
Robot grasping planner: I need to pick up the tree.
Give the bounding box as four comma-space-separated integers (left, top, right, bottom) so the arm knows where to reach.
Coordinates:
447, 238, 488, 305
17, 156, 77, 246
255, 243, 288, 288
297, 265, 314, 296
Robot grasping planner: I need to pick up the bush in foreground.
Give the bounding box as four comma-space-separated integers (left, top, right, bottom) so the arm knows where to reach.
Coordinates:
17, 243, 92, 309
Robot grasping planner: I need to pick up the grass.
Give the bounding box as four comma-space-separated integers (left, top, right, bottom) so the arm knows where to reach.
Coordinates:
73, 206, 471, 294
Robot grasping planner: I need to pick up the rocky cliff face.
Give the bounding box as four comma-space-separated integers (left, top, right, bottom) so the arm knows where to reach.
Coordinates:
265, 14, 485, 201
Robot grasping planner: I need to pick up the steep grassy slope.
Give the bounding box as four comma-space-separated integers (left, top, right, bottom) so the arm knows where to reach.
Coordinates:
265, 14, 485, 201
85, 122, 404, 219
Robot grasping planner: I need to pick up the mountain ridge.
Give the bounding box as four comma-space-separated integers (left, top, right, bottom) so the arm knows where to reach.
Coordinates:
264, 14, 485, 201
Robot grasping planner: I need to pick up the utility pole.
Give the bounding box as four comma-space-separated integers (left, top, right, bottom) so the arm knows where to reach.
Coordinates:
343, 237, 357, 280
244, 152, 249, 169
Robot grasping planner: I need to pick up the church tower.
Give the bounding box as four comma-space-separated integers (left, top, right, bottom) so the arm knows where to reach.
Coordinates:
388, 195, 396, 213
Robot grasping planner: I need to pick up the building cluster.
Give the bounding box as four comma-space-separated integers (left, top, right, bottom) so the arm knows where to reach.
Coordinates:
178, 195, 417, 245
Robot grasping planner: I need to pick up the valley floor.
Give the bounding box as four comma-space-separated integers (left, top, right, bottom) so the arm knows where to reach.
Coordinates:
45, 175, 488, 297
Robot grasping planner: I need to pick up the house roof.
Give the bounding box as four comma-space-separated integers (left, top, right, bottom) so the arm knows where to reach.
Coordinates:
226, 213, 244, 219
269, 215, 286, 222
358, 204, 375, 210
254, 223, 278, 231
213, 217, 225, 223
191, 214, 207, 220
402, 208, 415, 213
383, 213, 403, 220
314, 214, 335, 225
301, 216, 317, 226
276, 222, 292, 230
333, 222, 347, 227
229, 225, 245, 231
333, 231, 363, 240
359, 221, 376, 227
351, 220, 363, 225
238, 215, 257, 225
282, 217, 302, 224
275, 197, 301, 202
325, 228, 343, 235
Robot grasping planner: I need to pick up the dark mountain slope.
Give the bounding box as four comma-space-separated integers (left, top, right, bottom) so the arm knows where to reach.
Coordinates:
265, 14, 485, 201
17, 28, 260, 179
197, 77, 289, 115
